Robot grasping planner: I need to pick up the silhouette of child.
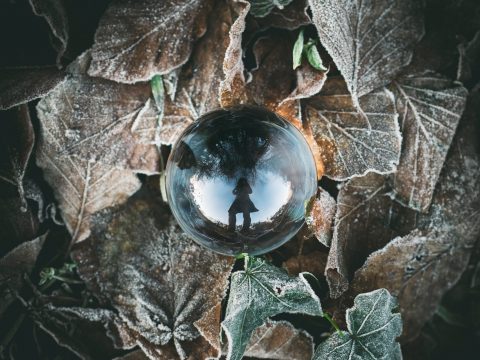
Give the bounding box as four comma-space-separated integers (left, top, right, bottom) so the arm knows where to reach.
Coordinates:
228, 178, 259, 232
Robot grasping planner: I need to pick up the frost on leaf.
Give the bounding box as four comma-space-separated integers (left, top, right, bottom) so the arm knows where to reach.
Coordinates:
305, 187, 336, 247
0, 66, 65, 110
326, 173, 417, 299
160, 0, 238, 145
29, 0, 68, 66
350, 96, 480, 341
222, 256, 322, 360
313, 289, 402, 360
71, 191, 234, 359
0, 105, 35, 209
37, 53, 160, 173
306, 77, 401, 181
219, 0, 250, 108
280, 63, 328, 104
88, 0, 214, 83
309, 0, 424, 106
390, 73, 468, 212
249, 0, 294, 18
243, 320, 314, 360
0, 235, 46, 316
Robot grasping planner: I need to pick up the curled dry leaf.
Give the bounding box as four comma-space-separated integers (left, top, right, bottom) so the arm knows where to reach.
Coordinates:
249, 0, 294, 18
283, 250, 328, 279
88, 0, 214, 83
325, 173, 417, 299
305, 187, 336, 247
391, 73, 468, 212
222, 256, 322, 360
219, 0, 250, 108
306, 77, 402, 181
0, 105, 35, 208
248, 0, 310, 31
71, 191, 234, 359
0, 66, 66, 110
0, 234, 46, 316
29, 0, 68, 66
243, 320, 314, 360
313, 289, 402, 360
309, 0, 424, 106
159, 0, 239, 145
350, 93, 480, 341
280, 63, 328, 104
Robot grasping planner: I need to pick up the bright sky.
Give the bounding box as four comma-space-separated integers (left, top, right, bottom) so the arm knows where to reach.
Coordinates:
190, 170, 292, 225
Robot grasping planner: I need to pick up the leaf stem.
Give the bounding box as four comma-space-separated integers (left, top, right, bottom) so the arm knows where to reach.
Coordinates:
323, 312, 344, 337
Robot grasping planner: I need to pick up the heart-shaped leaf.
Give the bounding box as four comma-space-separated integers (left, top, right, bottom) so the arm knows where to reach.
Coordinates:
222, 256, 323, 360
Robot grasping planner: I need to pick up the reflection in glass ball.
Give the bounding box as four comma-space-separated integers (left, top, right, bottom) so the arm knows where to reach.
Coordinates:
165, 106, 317, 256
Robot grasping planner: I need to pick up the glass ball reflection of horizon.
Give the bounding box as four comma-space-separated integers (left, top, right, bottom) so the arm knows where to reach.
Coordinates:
165, 106, 317, 256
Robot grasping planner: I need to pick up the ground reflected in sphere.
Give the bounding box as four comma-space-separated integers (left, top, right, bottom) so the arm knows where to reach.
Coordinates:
166, 106, 317, 256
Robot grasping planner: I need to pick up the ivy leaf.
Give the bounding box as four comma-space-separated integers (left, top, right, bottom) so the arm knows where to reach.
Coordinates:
304, 43, 327, 71
292, 28, 304, 69
72, 190, 234, 359
88, 0, 214, 83
249, 0, 310, 31
390, 73, 468, 212
309, 0, 424, 106
313, 289, 402, 360
350, 91, 480, 341
306, 77, 401, 181
222, 256, 323, 360
250, 0, 294, 18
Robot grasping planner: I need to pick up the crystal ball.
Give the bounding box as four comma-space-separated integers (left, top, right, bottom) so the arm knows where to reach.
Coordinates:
165, 106, 317, 256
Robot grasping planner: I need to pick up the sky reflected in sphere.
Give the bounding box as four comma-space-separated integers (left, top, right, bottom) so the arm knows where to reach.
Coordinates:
166, 106, 317, 256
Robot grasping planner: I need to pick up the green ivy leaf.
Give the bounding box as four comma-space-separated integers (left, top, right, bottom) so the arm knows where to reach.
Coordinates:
250, 0, 294, 18
313, 288, 402, 360
151, 74, 164, 121
305, 44, 327, 71
222, 256, 323, 360
293, 29, 304, 70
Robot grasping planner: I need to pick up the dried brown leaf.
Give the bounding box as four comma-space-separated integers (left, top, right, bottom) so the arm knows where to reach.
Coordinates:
326, 173, 418, 298
283, 250, 328, 278
309, 0, 424, 106
350, 92, 480, 341
71, 191, 234, 359
243, 320, 314, 360
88, 0, 214, 83
280, 63, 328, 104
219, 0, 250, 107
305, 187, 336, 247
0, 234, 46, 315
38, 53, 160, 172
29, 0, 68, 66
0, 66, 66, 110
0, 105, 35, 207
159, 0, 240, 145
306, 77, 401, 181
391, 73, 468, 212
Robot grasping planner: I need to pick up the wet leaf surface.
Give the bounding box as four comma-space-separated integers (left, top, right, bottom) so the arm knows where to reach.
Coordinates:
222, 256, 322, 360
0, 66, 66, 110
309, 0, 424, 106
350, 93, 480, 341
313, 289, 402, 360
391, 73, 468, 212
71, 190, 234, 359
88, 0, 214, 83
306, 77, 402, 181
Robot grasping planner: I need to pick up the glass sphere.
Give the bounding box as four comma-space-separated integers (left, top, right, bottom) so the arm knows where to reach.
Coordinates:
165, 106, 317, 256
